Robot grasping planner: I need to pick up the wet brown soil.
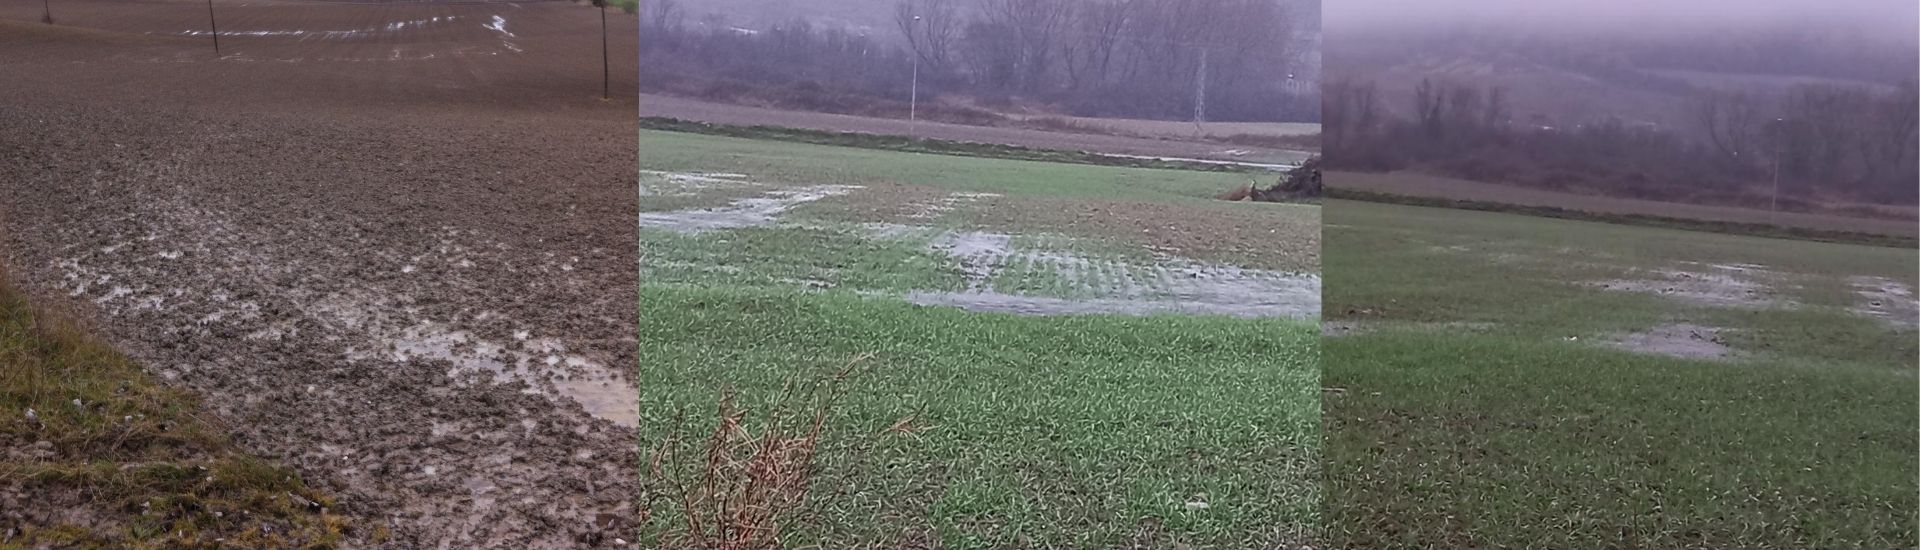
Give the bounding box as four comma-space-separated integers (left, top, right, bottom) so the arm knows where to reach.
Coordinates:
3, 7, 637, 548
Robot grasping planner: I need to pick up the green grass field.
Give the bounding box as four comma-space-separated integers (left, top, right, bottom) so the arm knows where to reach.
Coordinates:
640, 129, 1266, 202
639, 130, 1321, 547
1324, 199, 1917, 548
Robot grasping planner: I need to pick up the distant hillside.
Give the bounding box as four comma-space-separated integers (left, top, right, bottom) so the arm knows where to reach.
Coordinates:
1322, 21, 1917, 206
1327, 24, 1916, 136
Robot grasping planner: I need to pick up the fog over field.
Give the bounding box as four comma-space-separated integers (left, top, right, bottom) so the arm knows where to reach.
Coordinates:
1322, 0, 1919, 208
1330, 0, 1917, 41
1329, 0, 1916, 86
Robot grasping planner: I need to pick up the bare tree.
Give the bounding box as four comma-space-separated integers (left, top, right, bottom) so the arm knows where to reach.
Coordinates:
642, 0, 683, 48
1414, 78, 1445, 138
894, 0, 959, 75
976, 0, 1068, 93
1696, 90, 1763, 168
1060, 0, 1134, 90
1483, 87, 1508, 132
1324, 78, 1378, 153
1855, 81, 1919, 193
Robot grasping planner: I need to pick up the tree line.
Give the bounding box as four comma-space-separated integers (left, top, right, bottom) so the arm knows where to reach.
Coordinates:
639, 0, 1316, 122
1325, 78, 1919, 206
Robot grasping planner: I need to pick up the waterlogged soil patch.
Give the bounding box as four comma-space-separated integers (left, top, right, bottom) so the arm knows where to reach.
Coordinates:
959, 194, 1319, 272
641, 225, 962, 293
1605, 323, 1734, 360
368, 324, 638, 427
911, 191, 1003, 221
1591, 263, 1785, 309
900, 289, 1317, 317
2, 102, 640, 547
1848, 276, 1919, 329
1322, 320, 1497, 337
178, 15, 466, 41
640, 180, 1319, 318
639, 170, 752, 197
639, 185, 861, 232
892, 228, 1319, 318
794, 182, 987, 225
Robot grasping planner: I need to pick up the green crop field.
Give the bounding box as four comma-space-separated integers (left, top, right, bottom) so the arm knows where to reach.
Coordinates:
1324, 199, 1918, 549
638, 129, 1321, 547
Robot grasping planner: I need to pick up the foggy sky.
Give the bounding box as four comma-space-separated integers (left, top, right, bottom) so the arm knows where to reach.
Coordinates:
1328, 0, 1918, 43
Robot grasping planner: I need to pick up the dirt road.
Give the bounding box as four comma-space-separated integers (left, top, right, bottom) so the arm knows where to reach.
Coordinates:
2, 4, 637, 547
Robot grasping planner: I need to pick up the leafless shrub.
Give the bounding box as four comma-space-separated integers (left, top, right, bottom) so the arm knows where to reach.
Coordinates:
642, 356, 869, 550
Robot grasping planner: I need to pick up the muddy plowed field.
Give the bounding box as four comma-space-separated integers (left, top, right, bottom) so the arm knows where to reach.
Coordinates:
2, 4, 637, 547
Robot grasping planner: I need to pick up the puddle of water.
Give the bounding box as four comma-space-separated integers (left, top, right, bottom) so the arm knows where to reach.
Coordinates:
1592, 264, 1782, 309
902, 227, 1319, 318
902, 281, 1318, 318
906, 191, 1001, 220
928, 231, 1012, 289
638, 171, 750, 196
640, 179, 1317, 318
552, 378, 640, 428
484, 15, 515, 38
367, 324, 638, 428
179, 16, 458, 40
639, 185, 861, 233
1605, 323, 1733, 360
1323, 320, 1497, 337
1849, 276, 1919, 329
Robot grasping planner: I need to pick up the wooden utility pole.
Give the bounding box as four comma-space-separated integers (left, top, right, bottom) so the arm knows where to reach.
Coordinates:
206, 0, 221, 57
601, 2, 611, 100
1771, 119, 1783, 221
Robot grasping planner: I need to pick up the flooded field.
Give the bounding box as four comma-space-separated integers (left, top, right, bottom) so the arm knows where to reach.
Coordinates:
1323, 199, 1917, 549
641, 173, 1321, 319
636, 129, 1322, 547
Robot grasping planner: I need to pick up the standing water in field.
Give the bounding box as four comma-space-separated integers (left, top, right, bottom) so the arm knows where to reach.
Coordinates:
642, 185, 1320, 318
904, 228, 1320, 318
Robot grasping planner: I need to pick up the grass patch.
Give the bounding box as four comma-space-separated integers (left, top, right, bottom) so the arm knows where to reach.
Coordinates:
641, 225, 964, 293
639, 129, 1255, 203
638, 286, 1320, 548
642, 117, 1267, 174
0, 268, 357, 547
1324, 199, 1917, 548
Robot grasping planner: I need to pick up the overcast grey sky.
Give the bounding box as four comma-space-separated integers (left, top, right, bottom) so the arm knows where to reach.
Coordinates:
1327, 0, 1918, 42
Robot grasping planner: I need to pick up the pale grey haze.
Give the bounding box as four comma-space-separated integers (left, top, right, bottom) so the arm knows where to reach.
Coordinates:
1329, 0, 1917, 42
